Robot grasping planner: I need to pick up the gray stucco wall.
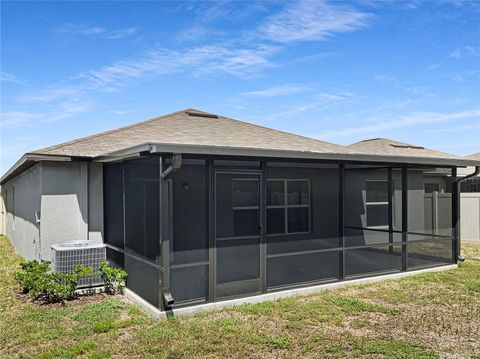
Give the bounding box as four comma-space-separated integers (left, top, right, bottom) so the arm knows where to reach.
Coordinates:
2, 164, 42, 260
40, 162, 89, 259
3, 161, 104, 261
88, 162, 104, 242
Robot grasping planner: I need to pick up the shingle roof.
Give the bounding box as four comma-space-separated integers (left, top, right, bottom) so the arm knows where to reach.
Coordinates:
348, 138, 461, 160
466, 152, 480, 160
2, 110, 479, 184
32, 109, 354, 157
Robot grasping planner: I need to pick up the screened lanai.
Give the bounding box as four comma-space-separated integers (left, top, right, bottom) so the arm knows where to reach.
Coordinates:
103, 155, 458, 309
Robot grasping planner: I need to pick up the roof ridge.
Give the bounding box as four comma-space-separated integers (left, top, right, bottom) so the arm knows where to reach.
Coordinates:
33, 108, 191, 154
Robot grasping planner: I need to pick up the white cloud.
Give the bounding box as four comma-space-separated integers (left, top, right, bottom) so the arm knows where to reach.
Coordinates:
76, 44, 279, 91
260, 0, 371, 42
55, 23, 138, 39
55, 23, 106, 35
317, 108, 480, 138
267, 91, 355, 118
105, 27, 139, 40
450, 70, 478, 83
0, 111, 42, 129
1, 100, 92, 129
243, 84, 310, 97
450, 46, 479, 60
0, 72, 25, 85
11, 44, 278, 129
19, 87, 82, 103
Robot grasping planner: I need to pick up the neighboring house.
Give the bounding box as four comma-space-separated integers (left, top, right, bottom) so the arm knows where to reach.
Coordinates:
1, 109, 478, 313
348, 139, 480, 243
348, 138, 455, 194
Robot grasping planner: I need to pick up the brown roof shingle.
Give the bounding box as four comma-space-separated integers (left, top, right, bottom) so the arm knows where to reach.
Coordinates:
348, 138, 461, 160
32, 108, 355, 157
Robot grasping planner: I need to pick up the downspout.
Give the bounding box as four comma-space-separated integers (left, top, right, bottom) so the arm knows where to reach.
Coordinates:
453, 166, 480, 262
159, 153, 182, 310
161, 153, 182, 178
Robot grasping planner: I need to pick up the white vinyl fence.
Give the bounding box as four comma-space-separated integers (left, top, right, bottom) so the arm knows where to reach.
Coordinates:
424, 192, 480, 242
460, 193, 480, 242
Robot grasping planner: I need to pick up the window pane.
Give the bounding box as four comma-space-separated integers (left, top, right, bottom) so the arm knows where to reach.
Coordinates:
216, 174, 260, 238
234, 209, 259, 236
366, 181, 388, 202
267, 208, 285, 234
366, 204, 389, 227
287, 207, 309, 233
287, 180, 309, 205
267, 180, 284, 206
233, 179, 259, 207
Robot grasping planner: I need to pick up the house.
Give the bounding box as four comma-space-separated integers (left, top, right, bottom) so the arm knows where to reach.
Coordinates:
1, 109, 478, 314
348, 138, 458, 194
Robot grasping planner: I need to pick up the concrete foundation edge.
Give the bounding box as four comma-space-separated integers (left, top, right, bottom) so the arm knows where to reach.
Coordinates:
124, 264, 458, 319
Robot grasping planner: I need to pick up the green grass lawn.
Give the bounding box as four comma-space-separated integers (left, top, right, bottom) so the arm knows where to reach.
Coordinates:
1, 235, 479, 358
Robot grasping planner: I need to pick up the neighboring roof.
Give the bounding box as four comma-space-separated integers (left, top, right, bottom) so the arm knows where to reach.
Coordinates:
348, 138, 462, 160
466, 152, 480, 161
2, 110, 479, 184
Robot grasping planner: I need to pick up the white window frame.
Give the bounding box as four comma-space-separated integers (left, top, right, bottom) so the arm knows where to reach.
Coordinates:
365, 180, 391, 230
266, 179, 311, 235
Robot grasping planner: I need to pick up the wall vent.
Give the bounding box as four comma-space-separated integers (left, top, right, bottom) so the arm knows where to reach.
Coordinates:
51, 241, 106, 288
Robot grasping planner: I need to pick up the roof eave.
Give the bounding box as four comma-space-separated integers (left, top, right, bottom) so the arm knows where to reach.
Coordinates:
93, 142, 480, 167
0, 153, 76, 184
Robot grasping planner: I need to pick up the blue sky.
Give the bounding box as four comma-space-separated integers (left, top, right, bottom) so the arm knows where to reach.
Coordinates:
1, 0, 479, 174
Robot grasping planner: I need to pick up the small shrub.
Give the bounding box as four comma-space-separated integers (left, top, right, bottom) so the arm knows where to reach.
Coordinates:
98, 261, 127, 295
41, 271, 79, 303
14, 260, 50, 294
14, 261, 95, 303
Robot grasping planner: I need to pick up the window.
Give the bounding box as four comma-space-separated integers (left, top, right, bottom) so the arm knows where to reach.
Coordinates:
365, 181, 389, 228
424, 183, 440, 193
267, 179, 310, 235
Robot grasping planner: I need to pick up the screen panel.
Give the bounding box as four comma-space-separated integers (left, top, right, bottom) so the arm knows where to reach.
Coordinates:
124, 157, 160, 262
170, 163, 208, 265
267, 250, 340, 288
104, 162, 124, 249
345, 245, 402, 277
171, 265, 208, 304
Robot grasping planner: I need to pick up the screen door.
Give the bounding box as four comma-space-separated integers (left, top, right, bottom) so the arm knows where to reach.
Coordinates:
215, 172, 262, 299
